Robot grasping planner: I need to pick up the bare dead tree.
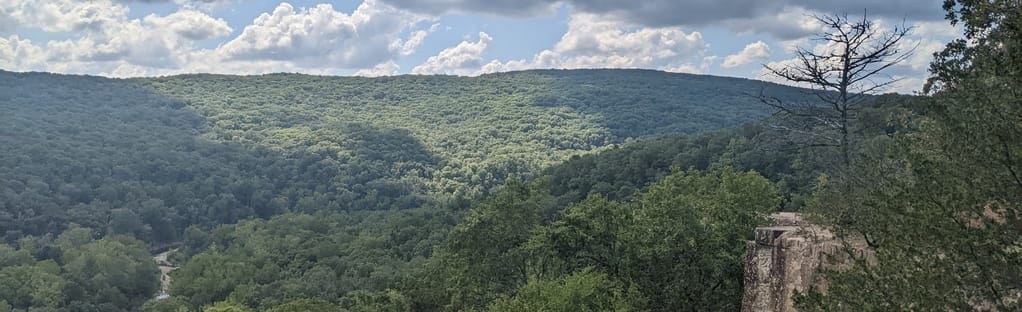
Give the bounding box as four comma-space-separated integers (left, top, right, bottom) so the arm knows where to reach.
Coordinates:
761, 12, 915, 166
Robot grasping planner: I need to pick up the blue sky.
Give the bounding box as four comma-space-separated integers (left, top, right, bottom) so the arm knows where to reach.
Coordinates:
0, 0, 960, 93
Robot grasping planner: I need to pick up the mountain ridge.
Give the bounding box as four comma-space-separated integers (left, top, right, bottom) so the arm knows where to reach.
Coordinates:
0, 68, 815, 245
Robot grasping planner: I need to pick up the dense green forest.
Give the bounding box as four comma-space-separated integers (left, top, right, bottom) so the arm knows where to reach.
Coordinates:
0, 69, 810, 245
3, 0, 1021, 310
0, 68, 816, 311
150, 96, 918, 311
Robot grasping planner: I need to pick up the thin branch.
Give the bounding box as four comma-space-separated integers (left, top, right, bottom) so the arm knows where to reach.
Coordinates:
758, 11, 915, 165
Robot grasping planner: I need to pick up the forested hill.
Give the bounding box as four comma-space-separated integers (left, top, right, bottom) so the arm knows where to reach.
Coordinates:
0, 69, 812, 245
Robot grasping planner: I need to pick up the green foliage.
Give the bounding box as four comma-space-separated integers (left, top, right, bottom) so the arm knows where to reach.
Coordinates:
416, 167, 778, 311
264, 298, 344, 312
0, 227, 159, 312
141, 297, 190, 312
541, 123, 845, 211
486, 269, 643, 312
795, 1, 1022, 310
423, 180, 555, 311
0, 261, 65, 311
1, 65, 918, 311
342, 290, 413, 312
623, 167, 779, 311
202, 301, 252, 312
170, 208, 458, 310
0, 69, 813, 246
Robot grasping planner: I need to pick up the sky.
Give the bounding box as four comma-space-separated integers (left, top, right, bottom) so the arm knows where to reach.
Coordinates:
0, 0, 961, 93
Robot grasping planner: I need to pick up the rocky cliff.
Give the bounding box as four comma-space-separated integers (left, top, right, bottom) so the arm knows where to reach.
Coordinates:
740, 213, 842, 312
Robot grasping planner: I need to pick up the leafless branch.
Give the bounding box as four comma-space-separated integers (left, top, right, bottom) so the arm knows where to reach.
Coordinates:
758, 11, 915, 166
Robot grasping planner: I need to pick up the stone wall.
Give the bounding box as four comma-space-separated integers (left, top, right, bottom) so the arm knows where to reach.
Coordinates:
740, 213, 842, 312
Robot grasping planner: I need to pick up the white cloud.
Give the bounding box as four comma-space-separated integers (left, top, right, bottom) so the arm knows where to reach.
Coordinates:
0, 0, 236, 75
34, 0, 130, 32
50, 9, 230, 69
664, 63, 702, 74
146, 9, 233, 41
412, 32, 492, 75
664, 55, 718, 74
759, 19, 942, 94
417, 13, 707, 76
217, 1, 428, 69
0, 35, 46, 71
395, 23, 439, 56
355, 61, 400, 77
0, 0, 955, 90
475, 13, 708, 75
550, 13, 706, 68
721, 40, 770, 68
0, 0, 437, 77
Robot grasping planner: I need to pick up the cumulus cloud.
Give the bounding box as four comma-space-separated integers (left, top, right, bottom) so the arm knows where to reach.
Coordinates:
355, 61, 400, 77
56, 9, 230, 68
551, 13, 705, 67
0, 0, 436, 77
412, 32, 492, 75
721, 41, 770, 68
3, 0, 129, 33
759, 19, 940, 94
0, 0, 956, 88
473, 13, 707, 74
413, 12, 708, 76
0, 36, 46, 71
0, 0, 235, 74
147, 9, 233, 41
218, 1, 427, 68
395, 23, 439, 56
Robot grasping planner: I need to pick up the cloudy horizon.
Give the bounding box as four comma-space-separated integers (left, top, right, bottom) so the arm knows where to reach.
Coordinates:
1, 0, 960, 93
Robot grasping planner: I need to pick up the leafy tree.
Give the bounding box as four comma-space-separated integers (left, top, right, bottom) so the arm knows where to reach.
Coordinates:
342, 290, 413, 312
0, 63, 910, 311
203, 301, 252, 312
265, 298, 344, 312
620, 167, 779, 311
141, 297, 190, 312
420, 167, 778, 311
170, 252, 258, 308
525, 196, 630, 279
486, 269, 643, 312
797, 1, 1022, 310
0, 244, 33, 267
0, 226, 158, 312
0, 261, 65, 310
427, 180, 555, 311
0, 68, 816, 246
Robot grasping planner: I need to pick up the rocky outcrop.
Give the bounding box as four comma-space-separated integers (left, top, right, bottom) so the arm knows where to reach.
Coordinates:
740, 213, 842, 312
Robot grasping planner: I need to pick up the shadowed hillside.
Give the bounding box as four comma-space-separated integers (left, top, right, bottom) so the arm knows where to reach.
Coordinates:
0, 69, 815, 246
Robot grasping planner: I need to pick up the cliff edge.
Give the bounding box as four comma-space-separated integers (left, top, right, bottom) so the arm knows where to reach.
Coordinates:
740, 213, 842, 312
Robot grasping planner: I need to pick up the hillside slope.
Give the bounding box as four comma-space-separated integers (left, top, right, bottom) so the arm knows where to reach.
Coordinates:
0, 69, 812, 244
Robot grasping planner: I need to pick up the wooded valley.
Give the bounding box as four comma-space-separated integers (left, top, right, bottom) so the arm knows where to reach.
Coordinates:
1, 1, 1020, 311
